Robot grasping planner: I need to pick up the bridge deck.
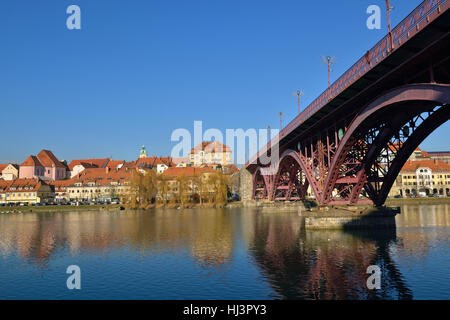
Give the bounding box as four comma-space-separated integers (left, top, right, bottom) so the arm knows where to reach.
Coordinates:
247, 0, 449, 169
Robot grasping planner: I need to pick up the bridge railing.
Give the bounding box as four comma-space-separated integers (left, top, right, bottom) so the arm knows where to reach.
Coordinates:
247, 0, 448, 167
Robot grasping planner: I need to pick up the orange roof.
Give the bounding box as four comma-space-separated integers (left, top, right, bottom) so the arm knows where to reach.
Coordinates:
0, 179, 46, 193
162, 166, 215, 178
122, 161, 137, 168
68, 158, 109, 170
401, 159, 450, 173
0, 180, 10, 192
190, 141, 231, 154
47, 168, 132, 190
48, 179, 73, 192
421, 150, 430, 158
37, 150, 66, 168
136, 156, 175, 168
21, 155, 44, 167
71, 167, 132, 186
0, 164, 8, 172
106, 160, 125, 168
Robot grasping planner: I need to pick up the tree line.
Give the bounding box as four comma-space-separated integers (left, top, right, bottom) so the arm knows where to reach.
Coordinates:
125, 169, 230, 209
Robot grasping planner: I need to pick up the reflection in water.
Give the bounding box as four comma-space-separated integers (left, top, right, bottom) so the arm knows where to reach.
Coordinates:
0, 204, 449, 299
0, 209, 235, 272
249, 214, 413, 299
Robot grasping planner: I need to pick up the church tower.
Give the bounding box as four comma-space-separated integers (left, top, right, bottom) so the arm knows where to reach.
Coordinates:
139, 145, 148, 158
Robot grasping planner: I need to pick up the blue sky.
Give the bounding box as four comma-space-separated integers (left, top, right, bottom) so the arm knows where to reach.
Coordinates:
1, 0, 448, 163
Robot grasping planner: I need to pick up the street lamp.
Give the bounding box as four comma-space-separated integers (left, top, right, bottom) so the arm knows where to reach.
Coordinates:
279, 112, 283, 130
322, 56, 336, 89
296, 90, 304, 114
386, 0, 394, 49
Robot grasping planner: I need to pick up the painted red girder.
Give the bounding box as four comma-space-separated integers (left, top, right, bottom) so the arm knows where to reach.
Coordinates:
252, 84, 450, 207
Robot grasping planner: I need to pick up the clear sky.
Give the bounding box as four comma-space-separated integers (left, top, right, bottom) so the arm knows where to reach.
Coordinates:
1, 0, 448, 163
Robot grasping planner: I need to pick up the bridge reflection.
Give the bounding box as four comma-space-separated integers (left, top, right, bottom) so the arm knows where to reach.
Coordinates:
0, 205, 448, 299
248, 212, 413, 299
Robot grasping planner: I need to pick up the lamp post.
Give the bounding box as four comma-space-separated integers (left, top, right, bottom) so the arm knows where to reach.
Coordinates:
296, 90, 304, 114
279, 112, 283, 130
386, 0, 394, 50
326, 56, 332, 88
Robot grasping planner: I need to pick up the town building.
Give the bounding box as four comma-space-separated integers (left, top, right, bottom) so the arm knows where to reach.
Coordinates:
0, 178, 52, 205
51, 167, 132, 202
159, 167, 216, 202
135, 156, 175, 173
428, 151, 450, 164
0, 163, 19, 180
19, 150, 67, 181
19, 155, 45, 180
389, 159, 450, 197
189, 141, 232, 167
106, 160, 125, 169
68, 158, 110, 178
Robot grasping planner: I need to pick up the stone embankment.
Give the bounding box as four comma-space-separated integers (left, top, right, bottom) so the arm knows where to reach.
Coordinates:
233, 199, 399, 230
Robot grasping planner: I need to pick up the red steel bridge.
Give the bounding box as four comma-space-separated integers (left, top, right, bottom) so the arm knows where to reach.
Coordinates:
245, 0, 450, 206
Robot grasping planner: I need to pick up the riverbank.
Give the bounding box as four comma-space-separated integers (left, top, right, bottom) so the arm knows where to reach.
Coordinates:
385, 197, 450, 205
0, 204, 122, 214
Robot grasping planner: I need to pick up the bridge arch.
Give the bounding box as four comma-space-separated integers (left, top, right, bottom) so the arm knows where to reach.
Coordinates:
321, 83, 450, 206
271, 150, 311, 201
252, 167, 269, 200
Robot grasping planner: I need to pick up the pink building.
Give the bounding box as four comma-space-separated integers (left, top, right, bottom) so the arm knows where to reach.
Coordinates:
19, 150, 67, 181
19, 156, 45, 179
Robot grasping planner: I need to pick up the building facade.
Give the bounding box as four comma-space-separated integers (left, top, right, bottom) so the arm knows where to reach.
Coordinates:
189, 141, 232, 167
389, 159, 450, 197
51, 167, 132, 202
0, 164, 19, 181
19, 150, 67, 181
0, 179, 52, 205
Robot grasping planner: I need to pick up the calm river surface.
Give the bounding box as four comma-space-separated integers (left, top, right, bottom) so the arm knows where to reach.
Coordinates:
0, 204, 449, 300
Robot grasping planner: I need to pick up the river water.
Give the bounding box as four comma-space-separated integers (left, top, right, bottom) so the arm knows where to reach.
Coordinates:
0, 204, 449, 300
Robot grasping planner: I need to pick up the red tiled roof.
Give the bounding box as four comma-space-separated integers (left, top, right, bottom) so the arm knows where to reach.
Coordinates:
68, 158, 110, 171
190, 141, 231, 154
21, 155, 44, 167
106, 160, 125, 168
0, 180, 10, 192
71, 167, 132, 186
0, 164, 8, 172
37, 150, 66, 168
0, 179, 46, 193
136, 157, 175, 168
401, 159, 450, 173
162, 167, 215, 178
47, 168, 132, 190
48, 179, 73, 192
